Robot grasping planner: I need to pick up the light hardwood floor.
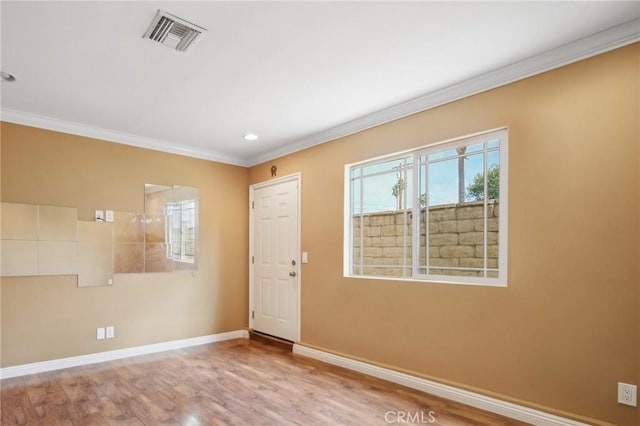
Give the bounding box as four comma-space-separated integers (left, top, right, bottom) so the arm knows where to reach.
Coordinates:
1, 339, 530, 425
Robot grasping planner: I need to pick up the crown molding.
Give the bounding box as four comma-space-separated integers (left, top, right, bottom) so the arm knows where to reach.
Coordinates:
2, 19, 638, 168
246, 18, 640, 166
0, 108, 248, 166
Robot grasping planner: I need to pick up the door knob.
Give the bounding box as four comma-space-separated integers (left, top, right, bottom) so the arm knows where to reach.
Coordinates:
289, 271, 297, 277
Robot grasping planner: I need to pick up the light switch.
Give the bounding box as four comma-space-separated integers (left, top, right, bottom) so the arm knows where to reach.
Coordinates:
105, 210, 114, 223
302, 252, 308, 264
95, 210, 104, 222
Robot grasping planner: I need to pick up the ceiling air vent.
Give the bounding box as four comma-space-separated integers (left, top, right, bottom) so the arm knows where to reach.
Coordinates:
143, 10, 206, 53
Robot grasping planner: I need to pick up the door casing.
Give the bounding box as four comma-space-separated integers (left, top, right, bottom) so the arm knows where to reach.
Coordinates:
248, 172, 302, 342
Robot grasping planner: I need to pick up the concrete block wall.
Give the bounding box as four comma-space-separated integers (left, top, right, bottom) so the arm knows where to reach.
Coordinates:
353, 201, 499, 277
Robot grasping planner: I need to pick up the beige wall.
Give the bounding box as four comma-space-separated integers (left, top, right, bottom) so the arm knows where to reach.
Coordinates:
0, 122, 3, 371
250, 44, 639, 425
1, 123, 249, 366
1, 44, 637, 426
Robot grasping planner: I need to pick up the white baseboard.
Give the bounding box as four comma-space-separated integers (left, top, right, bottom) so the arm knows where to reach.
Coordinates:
0, 329, 249, 380
293, 344, 590, 426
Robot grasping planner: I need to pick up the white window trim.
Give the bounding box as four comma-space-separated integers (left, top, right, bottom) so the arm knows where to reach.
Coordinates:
165, 199, 197, 264
343, 127, 508, 287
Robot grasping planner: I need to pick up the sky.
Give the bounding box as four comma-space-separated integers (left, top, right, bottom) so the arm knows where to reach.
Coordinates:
352, 142, 499, 214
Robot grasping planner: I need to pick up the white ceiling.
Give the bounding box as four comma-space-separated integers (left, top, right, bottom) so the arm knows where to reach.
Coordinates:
1, 1, 639, 166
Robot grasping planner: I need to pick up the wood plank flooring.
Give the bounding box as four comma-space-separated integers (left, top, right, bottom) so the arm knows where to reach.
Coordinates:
1, 339, 530, 425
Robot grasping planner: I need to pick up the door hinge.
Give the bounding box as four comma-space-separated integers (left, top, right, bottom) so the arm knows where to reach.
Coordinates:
251, 310, 254, 319
251, 256, 254, 264
251, 201, 254, 209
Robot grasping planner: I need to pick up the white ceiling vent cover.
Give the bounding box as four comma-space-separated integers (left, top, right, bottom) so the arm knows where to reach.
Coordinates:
143, 10, 206, 53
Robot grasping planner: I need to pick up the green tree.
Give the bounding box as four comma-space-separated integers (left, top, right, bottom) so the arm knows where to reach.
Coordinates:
467, 165, 499, 201
391, 177, 405, 210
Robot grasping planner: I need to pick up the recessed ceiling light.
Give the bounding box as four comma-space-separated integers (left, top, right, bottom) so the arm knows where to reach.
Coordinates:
0, 71, 16, 82
243, 133, 258, 141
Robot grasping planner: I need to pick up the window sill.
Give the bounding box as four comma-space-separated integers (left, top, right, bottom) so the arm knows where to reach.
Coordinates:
344, 273, 507, 287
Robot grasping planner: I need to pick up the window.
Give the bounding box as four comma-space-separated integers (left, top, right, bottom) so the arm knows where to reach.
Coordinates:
345, 128, 508, 286
166, 199, 196, 264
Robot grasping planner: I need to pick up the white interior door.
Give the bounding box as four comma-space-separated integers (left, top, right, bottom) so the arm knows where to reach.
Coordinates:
251, 177, 299, 342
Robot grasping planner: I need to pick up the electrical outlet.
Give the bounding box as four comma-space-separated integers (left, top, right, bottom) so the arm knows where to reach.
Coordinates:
105, 210, 114, 223
96, 327, 105, 340
106, 326, 115, 339
618, 382, 637, 407
95, 210, 104, 222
